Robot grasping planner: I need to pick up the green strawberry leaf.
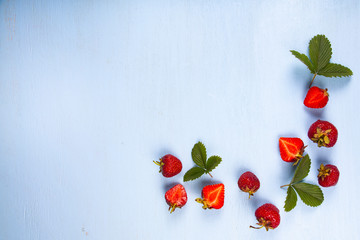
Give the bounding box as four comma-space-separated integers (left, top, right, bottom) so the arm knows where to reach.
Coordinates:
206, 155, 222, 173
185, 141, 222, 180
290, 50, 315, 73
292, 34, 353, 87
317, 63, 353, 78
191, 141, 207, 169
284, 186, 297, 212
293, 182, 324, 207
183, 167, 205, 182
291, 154, 311, 184
309, 34, 332, 72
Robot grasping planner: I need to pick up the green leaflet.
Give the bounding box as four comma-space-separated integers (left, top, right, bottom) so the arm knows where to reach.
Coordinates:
309, 34, 332, 72
183, 167, 205, 182
290, 50, 315, 73
183, 141, 222, 182
282, 154, 324, 211
191, 141, 207, 168
206, 156, 222, 173
291, 154, 311, 184
293, 183, 324, 207
284, 186, 297, 212
318, 63, 353, 78
291, 34, 353, 87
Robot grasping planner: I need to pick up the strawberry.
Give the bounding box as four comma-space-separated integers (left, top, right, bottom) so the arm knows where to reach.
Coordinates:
250, 203, 280, 231
308, 120, 338, 148
279, 137, 305, 165
153, 154, 182, 177
195, 183, 225, 209
165, 184, 187, 213
304, 86, 329, 108
318, 164, 340, 187
238, 171, 260, 198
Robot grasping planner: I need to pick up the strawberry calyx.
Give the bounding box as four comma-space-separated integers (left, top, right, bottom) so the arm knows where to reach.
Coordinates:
243, 186, 256, 199
168, 203, 179, 213
153, 158, 164, 173
318, 163, 330, 181
195, 198, 210, 209
311, 128, 332, 147
292, 145, 307, 166
323, 88, 329, 97
250, 218, 273, 231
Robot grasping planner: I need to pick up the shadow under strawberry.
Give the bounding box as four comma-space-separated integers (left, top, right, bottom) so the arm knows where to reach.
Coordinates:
155, 148, 174, 159
249, 196, 270, 212
235, 166, 252, 180
291, 66, 313, 91
279, 161, 297, 183
312, 75, 351, 91
304, 106, 326, 118
313, 155, 331, 168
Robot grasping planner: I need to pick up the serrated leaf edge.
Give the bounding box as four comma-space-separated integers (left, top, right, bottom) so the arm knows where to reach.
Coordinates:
291, 154, 311, 184
317, 62, 353, 78
183, 167, 205, 182
290, 50, 315, 73
205, 155, 222, 173
191, 141, 207, 169
309, 34, 332, 72
292, 183, 324, 207
284, 186, 297, 212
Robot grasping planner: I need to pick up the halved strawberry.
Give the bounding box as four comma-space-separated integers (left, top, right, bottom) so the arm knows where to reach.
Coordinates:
195, 183, 224, 209
165, 184, 187, 213
279, 137, 306, 165
304, 86, 329, 109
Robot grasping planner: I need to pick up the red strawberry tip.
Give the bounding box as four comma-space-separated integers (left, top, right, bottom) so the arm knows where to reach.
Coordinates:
318, 163, 330, 181
250, 218, 274, 231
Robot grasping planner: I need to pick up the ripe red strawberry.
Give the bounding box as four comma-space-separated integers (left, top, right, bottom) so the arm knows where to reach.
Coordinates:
308, 120, 338, 148
195, 183, 225, 209
318, 164, 340, 187
250, 203, 280, 231
279, 137, 305, 165
153, 154, 182, 177
304, 86, 329, 108
238, 171, 260, 198
165, 184, 187, 213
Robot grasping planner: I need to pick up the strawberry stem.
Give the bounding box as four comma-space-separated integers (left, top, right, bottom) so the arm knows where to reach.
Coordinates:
169, 204, 177, 213
280, 184, 290, 188
309, 73, 317, 88
208, 172, 213, 178
250, 225, 263, 230
195, 198, 209, 209
153, 160, 161, 166
153, 160, 164, 173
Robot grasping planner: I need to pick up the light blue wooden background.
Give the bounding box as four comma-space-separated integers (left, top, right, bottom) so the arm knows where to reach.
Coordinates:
1, 0, 359, 239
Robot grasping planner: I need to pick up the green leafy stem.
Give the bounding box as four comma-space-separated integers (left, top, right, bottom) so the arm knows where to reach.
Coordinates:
291, 34, 353, 88
183, 141, 222, 182
281, 155, 324, 212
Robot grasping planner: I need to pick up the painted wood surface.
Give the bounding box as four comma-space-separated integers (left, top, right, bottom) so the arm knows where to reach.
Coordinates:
1, 1, 359, 239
